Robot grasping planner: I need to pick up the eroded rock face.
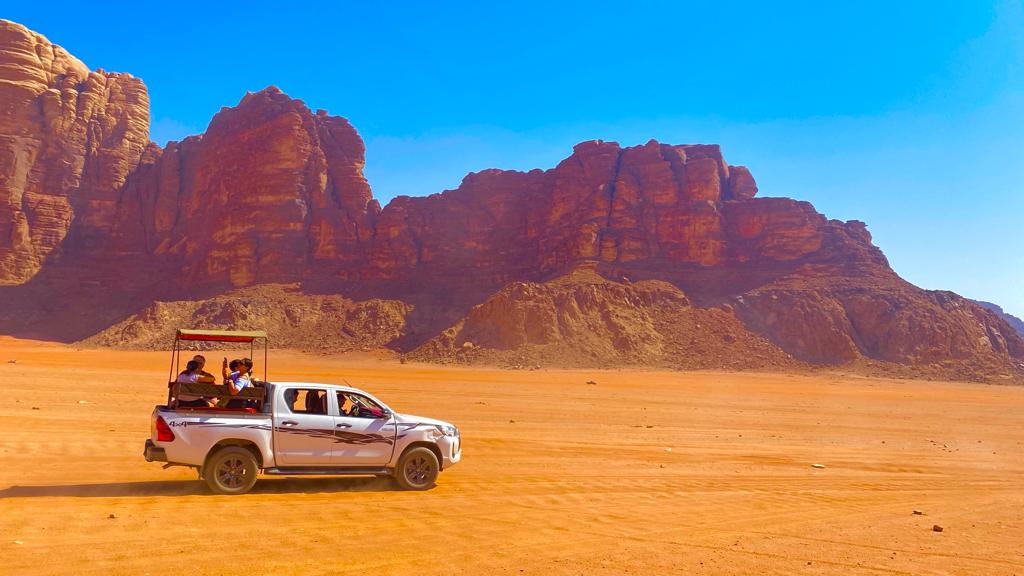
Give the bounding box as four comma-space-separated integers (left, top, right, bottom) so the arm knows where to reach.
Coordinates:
734, 287, 1024, 370
109, 87, 379, 288
368, 138, 784, 279
0, 19, 1021, 378
0, 20, 149, 283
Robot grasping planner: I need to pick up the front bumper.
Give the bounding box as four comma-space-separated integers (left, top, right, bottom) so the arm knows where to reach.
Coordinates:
144, 439, 167, 462
440, 434, 461, 469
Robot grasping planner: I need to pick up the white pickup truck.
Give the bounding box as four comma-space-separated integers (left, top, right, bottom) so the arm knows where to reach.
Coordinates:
144, 381, 461, 494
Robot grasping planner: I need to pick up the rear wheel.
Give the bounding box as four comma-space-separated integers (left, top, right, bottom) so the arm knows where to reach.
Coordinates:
203, 446, 259, 495
395, 447, 439, 490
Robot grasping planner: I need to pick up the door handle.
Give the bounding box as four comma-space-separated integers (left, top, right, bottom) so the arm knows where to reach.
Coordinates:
336, 423, 352, 428
281, 420, 298, 427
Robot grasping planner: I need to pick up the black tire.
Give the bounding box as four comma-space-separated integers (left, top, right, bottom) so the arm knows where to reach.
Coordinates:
203, 446, 259, 495
395, 447, 439, 490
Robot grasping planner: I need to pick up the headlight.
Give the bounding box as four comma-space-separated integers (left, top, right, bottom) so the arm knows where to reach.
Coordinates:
436, 424, 458, 437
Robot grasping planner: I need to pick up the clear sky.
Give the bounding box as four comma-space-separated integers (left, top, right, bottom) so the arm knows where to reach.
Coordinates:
7, 1, 1023, 316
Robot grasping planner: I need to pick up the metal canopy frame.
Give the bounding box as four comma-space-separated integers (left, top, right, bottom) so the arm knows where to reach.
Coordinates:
167, 328, 269, 407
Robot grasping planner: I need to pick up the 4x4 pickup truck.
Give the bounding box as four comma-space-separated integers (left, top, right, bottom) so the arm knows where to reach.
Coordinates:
144, 381, 461, 494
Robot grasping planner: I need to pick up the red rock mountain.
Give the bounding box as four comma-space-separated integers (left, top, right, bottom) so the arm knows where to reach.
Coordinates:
1, 20, 1021, 381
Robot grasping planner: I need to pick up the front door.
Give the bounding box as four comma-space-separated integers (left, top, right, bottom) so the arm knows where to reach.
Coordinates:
273, 387, 335, 466
332, 391, 396, 466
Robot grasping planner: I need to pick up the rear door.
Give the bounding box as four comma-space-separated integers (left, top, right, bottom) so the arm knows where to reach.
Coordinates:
273, 387, 336, 466
331, 390, 397, 467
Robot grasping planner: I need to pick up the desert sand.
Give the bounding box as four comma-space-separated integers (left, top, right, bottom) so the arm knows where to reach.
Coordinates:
1, 336, 1022, 575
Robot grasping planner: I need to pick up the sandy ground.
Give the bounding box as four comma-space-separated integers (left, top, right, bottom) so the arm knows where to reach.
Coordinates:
1, 337, 1023, 575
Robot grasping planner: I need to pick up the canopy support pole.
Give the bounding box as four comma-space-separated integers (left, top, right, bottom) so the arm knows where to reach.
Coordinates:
167, 336, 179, 406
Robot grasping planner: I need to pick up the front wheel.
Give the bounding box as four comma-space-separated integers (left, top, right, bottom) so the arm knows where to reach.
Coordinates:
203, 446, 259, 495
395, 447, 439, 490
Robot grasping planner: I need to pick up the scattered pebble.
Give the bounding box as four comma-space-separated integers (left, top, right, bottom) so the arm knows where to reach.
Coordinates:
932, 525, 944, 532
812, 463, 826, 469
31, 407, 39, 411
913, 510, 924, 515
77, 400, 90, 405
6, 359, 16, 364
665, 448, 673, 453
659, 464, 666, 468
585, 380, 597, 385
13, 540, 24, 545
108, 514, 117, 519
509, 419, 515, 423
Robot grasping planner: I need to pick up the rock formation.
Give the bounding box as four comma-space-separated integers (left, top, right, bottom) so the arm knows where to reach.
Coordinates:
0, 19, 1021, 381
971, 300, 1024, 339
0, 20, 148, 284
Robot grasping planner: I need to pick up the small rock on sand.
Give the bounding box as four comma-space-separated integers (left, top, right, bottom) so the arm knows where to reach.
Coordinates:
913, 510, 924, 515
932, 525, 944, 532
586, 380, 597, 385
812, 463, 826, 469
13, 540, 24, 545
665, 448, 673, 453
108, 514, 117, 519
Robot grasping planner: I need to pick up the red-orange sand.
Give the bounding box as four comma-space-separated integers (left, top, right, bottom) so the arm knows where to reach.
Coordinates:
1, 336, 1023, 575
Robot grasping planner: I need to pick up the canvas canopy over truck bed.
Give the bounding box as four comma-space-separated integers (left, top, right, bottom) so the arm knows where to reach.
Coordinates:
167, 329, 268, 407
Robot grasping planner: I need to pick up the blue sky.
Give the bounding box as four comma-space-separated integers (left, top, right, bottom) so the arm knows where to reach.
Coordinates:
7, 1, 1023, 316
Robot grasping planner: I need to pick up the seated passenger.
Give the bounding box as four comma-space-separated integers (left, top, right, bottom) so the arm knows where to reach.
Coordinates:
241, 357, 258, 382
284, 389, 299, 412
304, 390, 327, 415
222, 358, 253, 392
176, 360, 216, 407
221, 358, 253, 408
238, 358, 261, 408
191, 354, 216, 380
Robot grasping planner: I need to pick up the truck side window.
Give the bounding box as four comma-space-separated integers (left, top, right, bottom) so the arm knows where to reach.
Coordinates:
337, 391, 385, 418
285, 389, 328, 415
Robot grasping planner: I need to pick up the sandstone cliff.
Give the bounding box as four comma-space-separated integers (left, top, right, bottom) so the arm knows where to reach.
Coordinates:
971, 300, 1024, 339
0, 19, 1021, 381
0, 20, 148, 283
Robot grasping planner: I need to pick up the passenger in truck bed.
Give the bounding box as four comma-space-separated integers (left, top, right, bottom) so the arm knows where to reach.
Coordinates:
221, 358, 254, 408
191, 354, 215, 380
176, 360, 216, 407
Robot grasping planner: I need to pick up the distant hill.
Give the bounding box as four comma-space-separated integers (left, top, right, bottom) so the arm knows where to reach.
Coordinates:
971, 300, 1024, 338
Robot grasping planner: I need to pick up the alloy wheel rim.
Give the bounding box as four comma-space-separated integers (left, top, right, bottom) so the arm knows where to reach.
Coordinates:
217, 456, 248, 489
405, 456, 433, 485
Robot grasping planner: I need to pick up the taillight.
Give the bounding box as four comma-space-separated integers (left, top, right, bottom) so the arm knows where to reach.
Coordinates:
155, 416, 175, 442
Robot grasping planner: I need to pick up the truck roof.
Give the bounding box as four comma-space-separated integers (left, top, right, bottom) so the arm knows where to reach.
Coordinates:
269, 381, 366, 393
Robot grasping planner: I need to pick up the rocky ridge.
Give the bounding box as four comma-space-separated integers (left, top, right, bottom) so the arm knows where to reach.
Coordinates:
971, 300, 1024, 339
0, 19, 1022, 382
